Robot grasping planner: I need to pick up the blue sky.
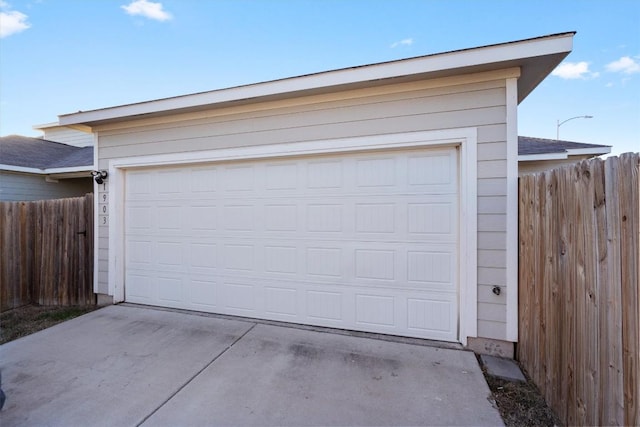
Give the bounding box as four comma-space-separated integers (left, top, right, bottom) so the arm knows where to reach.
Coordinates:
1, 0, 638, 155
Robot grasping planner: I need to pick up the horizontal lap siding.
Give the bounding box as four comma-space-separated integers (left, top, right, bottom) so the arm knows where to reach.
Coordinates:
95, 78, 509, 340
0, 172, 93, 202
42, 128, 94, 147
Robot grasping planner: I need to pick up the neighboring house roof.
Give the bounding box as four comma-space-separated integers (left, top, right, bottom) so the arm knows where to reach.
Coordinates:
0, 135, 93, 174
518, 136, 611, 161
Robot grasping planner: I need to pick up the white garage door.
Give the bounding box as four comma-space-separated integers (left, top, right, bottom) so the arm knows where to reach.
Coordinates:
124, 147, 459, 341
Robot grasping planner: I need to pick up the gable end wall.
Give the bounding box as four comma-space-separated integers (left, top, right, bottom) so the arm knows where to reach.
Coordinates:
94, 74, 512, 341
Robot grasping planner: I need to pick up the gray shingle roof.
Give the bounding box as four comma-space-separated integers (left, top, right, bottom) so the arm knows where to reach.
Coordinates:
0, 135, 93, 170
518, 136, 611, 156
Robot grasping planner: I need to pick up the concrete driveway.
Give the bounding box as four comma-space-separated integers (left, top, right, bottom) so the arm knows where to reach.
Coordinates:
0, 305, 503, 426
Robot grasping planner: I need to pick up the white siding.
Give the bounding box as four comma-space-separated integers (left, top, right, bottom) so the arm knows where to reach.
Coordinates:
95, 75, 511, 341
518, 155, 595, 176
42, 127, 93, 147
0, 171, 93, 201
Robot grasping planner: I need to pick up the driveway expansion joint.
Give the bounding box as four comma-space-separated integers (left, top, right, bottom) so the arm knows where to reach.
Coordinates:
135, 322, 257, 427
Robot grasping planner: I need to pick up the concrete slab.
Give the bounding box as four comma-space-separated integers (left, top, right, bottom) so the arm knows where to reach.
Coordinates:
144, 323, 503, 426
0, 305, 504, 426
480, 354, 526, 382
0, 305, 253, 427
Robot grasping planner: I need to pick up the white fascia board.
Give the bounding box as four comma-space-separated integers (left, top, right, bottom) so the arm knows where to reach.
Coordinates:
59, 33, 573, 126
33, 121, 93, 133
32, 121, 60, 130
566, 147, 611, 156
518, 153, 568, 161
0, 164, 43, 174
44, 165, 93, 174
0, 164, 92, 175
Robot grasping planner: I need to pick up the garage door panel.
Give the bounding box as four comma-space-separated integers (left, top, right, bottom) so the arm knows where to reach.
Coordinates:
355, 203, 396, 233
264, 245, 297, 274
188, 205, 218, 231
264, 203, 298, 231
222, 244, 255, 271
223, 165, 254, 192
307, 160, 343, 189
305, 246, 343, 278
265, 286, 298, 317
222, 281, 257, 313
189, 243, 218, 269
127, 206, 153, 230
407, 295, 458, 339
407, 151, 457, 186
407, 250, 456, 289
355, 294, 396, 327
157, 241, 184, 267
157, 276, 184, 303
124, 147, 460, 342
125, 273, 154, 302
189, 278, 218, 308
354, 249, 395, 281
126, 240, 153, 266
190, 166, 218, 193
265, 162, 299, 190
356, 157, 397, 187
306, 290, 344, 322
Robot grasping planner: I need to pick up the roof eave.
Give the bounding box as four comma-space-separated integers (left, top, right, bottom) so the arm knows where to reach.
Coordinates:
518, 153, 569, 162
518, 147, 611, 161
566, 147, 612, 156
0, 164, 93, 175
59, 32, 574, 127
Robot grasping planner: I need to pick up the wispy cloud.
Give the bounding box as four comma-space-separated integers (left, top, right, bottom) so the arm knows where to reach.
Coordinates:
391, 38, 413, 48
122, 0, 172, 22
0, 2, 30, 38
551, 61, 598, 79
606, 56, 640, 74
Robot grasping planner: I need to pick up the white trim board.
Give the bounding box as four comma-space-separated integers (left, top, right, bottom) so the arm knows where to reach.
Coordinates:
0, 164, 92, 175
518, 146, 611, 162
505, 77, 519, 342
106, 128, 478, 345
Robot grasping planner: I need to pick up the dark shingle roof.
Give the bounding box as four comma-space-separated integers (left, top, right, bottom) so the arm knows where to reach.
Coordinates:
0, 135, 93, 170
518, 136, 611, 156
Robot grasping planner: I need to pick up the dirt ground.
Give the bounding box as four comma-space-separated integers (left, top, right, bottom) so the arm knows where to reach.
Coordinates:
0, 304, 100, 345
1, 304, 560, 425
479, 358, 562, 427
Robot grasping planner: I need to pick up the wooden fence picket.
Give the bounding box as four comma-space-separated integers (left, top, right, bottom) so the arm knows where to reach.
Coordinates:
0, 194, 94, 311
518, 153, 639, 426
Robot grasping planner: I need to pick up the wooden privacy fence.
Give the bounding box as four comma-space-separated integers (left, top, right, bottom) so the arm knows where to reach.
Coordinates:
0, 194, 95, 311
518, 153, 639, 426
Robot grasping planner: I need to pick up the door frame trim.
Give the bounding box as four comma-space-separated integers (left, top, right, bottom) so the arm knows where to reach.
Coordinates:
108, 128, 478, 344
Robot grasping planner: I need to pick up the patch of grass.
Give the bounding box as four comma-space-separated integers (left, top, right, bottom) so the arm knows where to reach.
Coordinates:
480, 360, 562, 427
0, 304, 100, 345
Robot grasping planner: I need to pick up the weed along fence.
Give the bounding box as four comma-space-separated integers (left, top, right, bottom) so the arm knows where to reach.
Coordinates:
518, 153, 639, 426
0, 194, 95, 311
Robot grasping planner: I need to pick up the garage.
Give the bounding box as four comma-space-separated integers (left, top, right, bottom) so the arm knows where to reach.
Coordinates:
59, 33, 577, 350
124, 146, 459, 341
